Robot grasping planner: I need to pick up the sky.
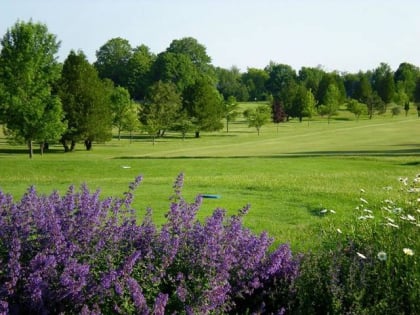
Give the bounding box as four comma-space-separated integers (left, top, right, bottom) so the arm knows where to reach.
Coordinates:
1, 0, 420, 73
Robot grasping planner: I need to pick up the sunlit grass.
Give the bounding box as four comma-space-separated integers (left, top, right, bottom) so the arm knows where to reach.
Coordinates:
0, 109, 419, 250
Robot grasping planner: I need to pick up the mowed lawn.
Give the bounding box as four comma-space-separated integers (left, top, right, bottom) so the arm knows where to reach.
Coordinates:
0, 109, 419, 251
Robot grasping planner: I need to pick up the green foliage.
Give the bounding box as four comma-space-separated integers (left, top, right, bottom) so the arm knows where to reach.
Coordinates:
94, 37, 132, 87
127, 44, 155, 101
391, 105, 402, 117
151, 52, 198, 93
222, 96, 240, 132
242, 68, 269, 101
216, 66, 249, 101
110, 86, 133, 140
372, 62, 395, 104
121, 102, 141, 142
183, 78, 224, 136
293, 175, 420, 314
346, 99, 368, 120
166, 37, 213, 75
0, 20, 66, 158
394, 62, 419, 101
265, 63, 298, 117
318, 84, 340, 123
57, 50, 112, 151
244, 104, 271, 135
141, 81, 182, 138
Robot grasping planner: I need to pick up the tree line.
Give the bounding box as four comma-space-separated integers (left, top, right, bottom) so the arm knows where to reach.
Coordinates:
1, 20, 419, 158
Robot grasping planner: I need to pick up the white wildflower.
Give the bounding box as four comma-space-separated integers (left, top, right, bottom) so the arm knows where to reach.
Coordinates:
399, 177, 408, 185
407, 214, 415, 221
320, 209, 328, 214
337, 228, 342, 234
363, 209, 373, 214
360, 188, 365, 193
408, 188, 420, 193
357, 252, 367, 259
403, 248, 414, 256
358, 216, 367, 220
360, 198, 368, 204
365, 214, 374, 219
377, 251, 387, 261
393, 207, 403, 214
384, 199, 394, 204
385, 217, 395, 223
386, 222, 399, 228
329, 209, 336, 214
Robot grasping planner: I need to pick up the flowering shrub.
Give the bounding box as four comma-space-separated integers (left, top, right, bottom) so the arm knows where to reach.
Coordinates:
0, 173, 299, 314
292, 175, 420, 315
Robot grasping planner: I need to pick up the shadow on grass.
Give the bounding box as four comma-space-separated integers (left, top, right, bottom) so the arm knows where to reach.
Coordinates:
114, 148, 420, 160
0, 147, 65, 156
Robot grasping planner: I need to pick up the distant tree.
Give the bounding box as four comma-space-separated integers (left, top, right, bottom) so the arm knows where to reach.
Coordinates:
404, 101, 410, 116
393, 81, 410, 108
391, 105, 402, 117
151, 52, 198, 93
372, 62, 395, 104
346, 99, 367, 121
223, 96, 240, 133
172, 112, 195, 140
183, 78, 224, 138
291, 84, 309, 121
302, 89, 317, 125
216, 66, 248, 101
58, 50, 112, 151
272, 99, 287, 132
366, 92, 385, 119
317, 72, 346, 106
244, 104, 271, 135
110, 86, 132, 140
127, 44, 155, 101
0, 20, 66, 158
353, 71, 373, 103
166, 37, 213, 75
242, 68, 269, 101
318, 84, 340, 123
94, 37, 132, 87
265, 63, 298, 119
121, 101, 141, 143
141, 81, 182, 137
394, 62, 419, 101
298, 66, 325, 99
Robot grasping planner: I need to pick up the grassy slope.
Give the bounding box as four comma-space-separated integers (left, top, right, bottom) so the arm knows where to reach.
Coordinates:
0, 109, 419, 250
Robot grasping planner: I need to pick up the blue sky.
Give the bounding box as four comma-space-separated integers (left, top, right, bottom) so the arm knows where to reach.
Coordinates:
1, 0, 420, 73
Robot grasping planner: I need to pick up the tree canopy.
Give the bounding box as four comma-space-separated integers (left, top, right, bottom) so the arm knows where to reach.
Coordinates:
0, 20, 66, 158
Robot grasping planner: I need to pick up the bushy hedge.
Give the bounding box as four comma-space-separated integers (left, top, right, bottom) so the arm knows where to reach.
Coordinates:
0, 173, 299, 314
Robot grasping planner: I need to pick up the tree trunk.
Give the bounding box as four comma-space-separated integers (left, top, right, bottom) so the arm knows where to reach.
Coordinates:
118, 128, 121, 140
61, 138, 70, 152
84, 139, 92, 150
28, 140, 33, 159
70, 140, 76, 151
40, 142, 44, 156
195, 131, 200, 138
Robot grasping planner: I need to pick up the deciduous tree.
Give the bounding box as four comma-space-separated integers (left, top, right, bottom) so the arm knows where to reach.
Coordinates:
110, 86, 132, 140
0, 20, 66, 158
94, 37, 132, 87
140, 81, 182, 137
244, 104, 271, 135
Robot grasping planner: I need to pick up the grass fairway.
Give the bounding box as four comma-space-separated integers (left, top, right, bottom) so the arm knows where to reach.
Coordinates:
0, 111, 419, 251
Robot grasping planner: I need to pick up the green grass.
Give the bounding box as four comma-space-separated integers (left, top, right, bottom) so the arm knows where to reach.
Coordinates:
0, 109, 419, 251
